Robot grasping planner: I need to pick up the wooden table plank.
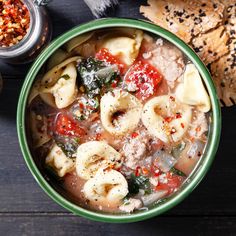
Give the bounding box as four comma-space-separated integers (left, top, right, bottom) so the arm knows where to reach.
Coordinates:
0, 215, 235, 236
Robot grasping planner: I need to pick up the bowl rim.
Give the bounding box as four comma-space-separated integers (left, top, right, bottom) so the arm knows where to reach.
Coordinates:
17, 18, 221, 223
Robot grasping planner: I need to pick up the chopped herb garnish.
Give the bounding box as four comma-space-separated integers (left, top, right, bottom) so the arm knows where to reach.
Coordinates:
61, 74, 70, 80
170, 167, 186, 177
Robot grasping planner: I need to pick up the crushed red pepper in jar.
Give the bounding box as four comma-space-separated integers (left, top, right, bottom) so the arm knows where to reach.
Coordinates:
0, 0, 30, 47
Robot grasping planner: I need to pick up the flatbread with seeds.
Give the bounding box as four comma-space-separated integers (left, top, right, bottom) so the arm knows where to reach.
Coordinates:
210, 1, 236, 106
140, 0, 225, 43
192, 26, 229, 65
223, 1, 236, 35
210, 39, 236, 106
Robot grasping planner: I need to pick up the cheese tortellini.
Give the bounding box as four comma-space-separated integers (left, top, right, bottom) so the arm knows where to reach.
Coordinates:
76, 141, 122, 180
142, 95, 192, 143
28, 56, 80, 108
40, 62, 78, 109
42, 62, 78, 109
41, 56, 80, 87
83, 168, 128, 203
100, 90, 142, 136
46, 144, 75, 177
97, 29, 143, 65
176, 63, 211, 112
65, 32, 94, 53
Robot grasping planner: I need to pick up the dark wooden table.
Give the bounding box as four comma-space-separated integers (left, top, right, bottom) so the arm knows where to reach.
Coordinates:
0, 1, 236, 235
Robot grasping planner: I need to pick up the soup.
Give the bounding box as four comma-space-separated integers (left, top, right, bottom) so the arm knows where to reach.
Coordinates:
27, 28, 211, 213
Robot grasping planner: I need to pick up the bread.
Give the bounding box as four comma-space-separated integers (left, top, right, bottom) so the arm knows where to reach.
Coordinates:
140, 0, 224, 43
192, 26, 229, 65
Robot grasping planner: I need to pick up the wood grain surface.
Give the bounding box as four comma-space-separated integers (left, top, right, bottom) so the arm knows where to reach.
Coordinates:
0, 0, 235, 235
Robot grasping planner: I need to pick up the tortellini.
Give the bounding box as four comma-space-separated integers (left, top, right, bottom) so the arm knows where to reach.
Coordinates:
83, 168, 128, 203
47, 49, 68, 70
100, 90, 142, 136
175, 63, 211, 112
65, 32, 94, 53
46, 144, 75, 177
76, 141, 122, 180
97, 29, 143, 65
28, 56, 80, 108
142, 95, 192, 143
41, 56, 80, 87
30, 111, 51, 148
42, 62, 78, 109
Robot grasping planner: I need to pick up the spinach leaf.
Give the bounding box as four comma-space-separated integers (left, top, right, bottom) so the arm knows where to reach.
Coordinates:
78, 57, 120, 98
170, 167, 186, 177
56, 137, 79, 158
127, 174, 151, 195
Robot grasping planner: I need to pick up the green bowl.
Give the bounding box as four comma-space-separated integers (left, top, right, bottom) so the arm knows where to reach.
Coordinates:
17, 18, 221, 223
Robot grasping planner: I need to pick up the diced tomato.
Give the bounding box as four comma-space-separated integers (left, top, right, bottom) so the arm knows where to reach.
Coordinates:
135, 166, 141, 177
95, 48, 126, 74
156, 173, 184, 194
131, 132, 139, 139
55, 113, 86, 137
111, 79, 119, 88
124, 60, 163, 100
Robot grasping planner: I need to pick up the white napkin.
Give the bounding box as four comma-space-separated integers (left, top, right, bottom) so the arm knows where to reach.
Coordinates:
84, 0, 118, 17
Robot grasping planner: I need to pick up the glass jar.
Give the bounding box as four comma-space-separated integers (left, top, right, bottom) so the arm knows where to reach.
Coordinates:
0, 0, 52, 64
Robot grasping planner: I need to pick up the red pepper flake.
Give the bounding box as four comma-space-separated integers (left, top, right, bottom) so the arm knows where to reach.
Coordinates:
175, 113, 182, 119
131, 132, 139, 138
135, 166, 141, 177
196, 126, 201, 132
181, 123, 185, 129
0, 0, 30, 47
169, 96, 175, 101
164, 116, 174, 123
142, 167, 149, 175
104, 164, 115, 172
